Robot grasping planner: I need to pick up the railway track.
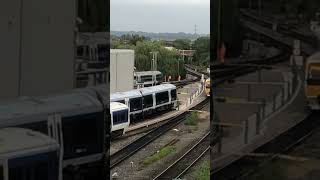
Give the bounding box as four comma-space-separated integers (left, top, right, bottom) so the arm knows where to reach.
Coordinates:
152, 132, 210, 180
110, 97, 210, 169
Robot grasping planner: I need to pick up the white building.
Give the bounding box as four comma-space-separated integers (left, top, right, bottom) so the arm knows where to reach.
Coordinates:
110, 49, 135, 93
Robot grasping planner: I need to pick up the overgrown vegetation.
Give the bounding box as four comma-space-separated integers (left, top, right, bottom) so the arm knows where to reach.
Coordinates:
193, 161, 210, 180
141, 146, 175, 167
185, 112, 199, 126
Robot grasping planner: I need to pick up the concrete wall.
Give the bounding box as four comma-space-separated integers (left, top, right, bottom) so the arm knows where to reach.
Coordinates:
110, 49, 134, 93
0, 0, 75, 100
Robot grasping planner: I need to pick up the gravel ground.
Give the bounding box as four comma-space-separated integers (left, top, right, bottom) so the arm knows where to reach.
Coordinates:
182, 152, 210, 180
111, 105, 210, 180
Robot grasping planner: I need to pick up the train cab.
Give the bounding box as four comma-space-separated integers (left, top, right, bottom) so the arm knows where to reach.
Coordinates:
305, 52, 320, 110
0, 128, 60, 180
110, 102, 129, 136
111, 90, 143, 122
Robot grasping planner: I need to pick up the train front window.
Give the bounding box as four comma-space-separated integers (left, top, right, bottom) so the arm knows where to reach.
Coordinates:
62, 112, 104, 160
129, 98, 143, 112
171, 89, 177, 101
143, 95, 153, 108
116, 100, 125, 104
113, 110, 128, 125
8, 151, 59, 180
156, 74, 162, 81
156, 91, 169, 105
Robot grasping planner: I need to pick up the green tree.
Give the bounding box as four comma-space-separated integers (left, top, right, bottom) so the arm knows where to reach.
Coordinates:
193, 37, 210, 67
173, 39, 191, 50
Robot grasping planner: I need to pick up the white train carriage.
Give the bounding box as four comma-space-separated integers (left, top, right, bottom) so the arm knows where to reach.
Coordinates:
134, 71, 163, 88
110, 102, 129, 136
110, 90, 143, 121
0, 128, 61, 180
140, 84, 178, 113
0, 91, 106, 178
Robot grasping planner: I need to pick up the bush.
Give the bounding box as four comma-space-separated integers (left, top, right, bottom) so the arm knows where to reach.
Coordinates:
185, 112, 198, 126
141, 146, 175, 167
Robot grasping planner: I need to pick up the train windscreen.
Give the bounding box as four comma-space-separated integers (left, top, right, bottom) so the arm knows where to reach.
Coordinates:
62, 112, 104, 160
8, 151, 59, 180
156, 91, 169, 105
156, 74, 162, 82
112, 109, 128, 125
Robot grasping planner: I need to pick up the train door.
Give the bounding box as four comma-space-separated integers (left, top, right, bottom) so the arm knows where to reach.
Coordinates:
47, 114, 64, 180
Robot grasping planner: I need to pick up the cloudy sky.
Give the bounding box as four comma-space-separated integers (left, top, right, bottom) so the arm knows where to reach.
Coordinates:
111, 0, 210, 34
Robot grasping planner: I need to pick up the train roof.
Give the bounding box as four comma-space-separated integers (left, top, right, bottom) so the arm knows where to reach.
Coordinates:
110, 89, 141, 101
0, 91, 103, 127
0, 128, 59, 158
110, 102, 128, 112
140, 84, 176, 95
134, 71, 162, 76
307, 52, 320, 64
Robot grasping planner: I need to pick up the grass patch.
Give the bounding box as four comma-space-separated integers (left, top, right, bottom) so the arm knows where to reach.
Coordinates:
193, 161, 210, 180
141, 146, 175, 167
185, 112, 198, 126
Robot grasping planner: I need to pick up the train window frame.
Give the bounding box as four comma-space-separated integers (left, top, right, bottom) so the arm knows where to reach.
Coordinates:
171, 89, 177, 101
129, 97, 143, 112
112, 109, 129, 125
143, 95, 153, 108
156, 91, 169, 105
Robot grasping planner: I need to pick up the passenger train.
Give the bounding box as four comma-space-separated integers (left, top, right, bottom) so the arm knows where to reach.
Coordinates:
0, 128, 61, 180
111, 84, 178, 124
305, 52, 320, 110
134, 71, 163, 88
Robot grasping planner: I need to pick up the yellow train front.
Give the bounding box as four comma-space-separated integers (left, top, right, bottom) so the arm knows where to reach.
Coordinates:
305, 52, 320, 110
205, 78, 210, 96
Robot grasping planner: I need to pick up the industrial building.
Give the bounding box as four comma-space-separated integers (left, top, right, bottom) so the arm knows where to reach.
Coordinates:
0, 0, 76, 100
110, 49, 135, 93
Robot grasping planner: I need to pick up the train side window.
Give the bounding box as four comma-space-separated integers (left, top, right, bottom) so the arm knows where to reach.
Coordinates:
156, 74, 162, 81
143, 95, 153, 108
171, 89, 177, 101
156, 91, 169, 105
129, 98, 143, 112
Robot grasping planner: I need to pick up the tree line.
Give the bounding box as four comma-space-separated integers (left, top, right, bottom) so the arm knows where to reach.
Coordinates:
111, 34, 209, 80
